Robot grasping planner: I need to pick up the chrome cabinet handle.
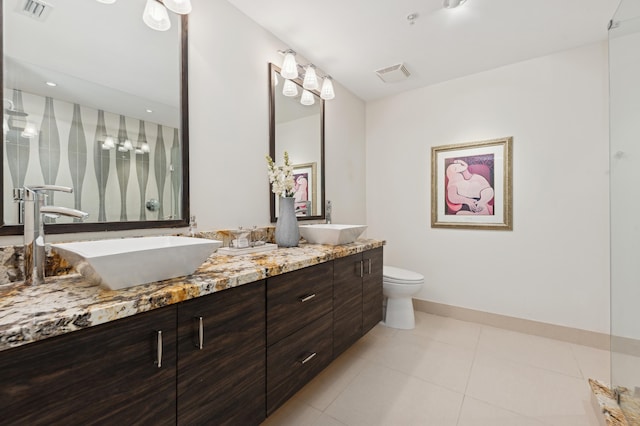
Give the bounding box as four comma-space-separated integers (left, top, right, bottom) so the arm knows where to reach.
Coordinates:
156, 330, 163, 368
300, 352, 317, 365
368, 258, 372, 275
360, 260, 364, 278
299, 294, 316, 303
197, 316, 204, 350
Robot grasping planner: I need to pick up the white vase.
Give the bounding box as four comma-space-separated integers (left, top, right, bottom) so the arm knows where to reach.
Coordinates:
275, 196, 299, 247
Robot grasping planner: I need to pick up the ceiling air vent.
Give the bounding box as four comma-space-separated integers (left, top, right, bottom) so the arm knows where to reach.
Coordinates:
375, 63, 411, 83
16, 0, 53, 21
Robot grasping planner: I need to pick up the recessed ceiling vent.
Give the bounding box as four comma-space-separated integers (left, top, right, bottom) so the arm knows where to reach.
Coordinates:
375, 63, 411, 83
16, 0, 53, 22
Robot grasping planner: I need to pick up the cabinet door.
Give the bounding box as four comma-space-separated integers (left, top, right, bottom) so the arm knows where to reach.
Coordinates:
363, 247, 384, 334
0, 306, 177, 425
177, 281, 266, 425
333, 253, 363, 357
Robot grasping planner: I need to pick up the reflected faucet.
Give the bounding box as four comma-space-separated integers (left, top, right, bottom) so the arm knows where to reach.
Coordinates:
21, 185, 89, 285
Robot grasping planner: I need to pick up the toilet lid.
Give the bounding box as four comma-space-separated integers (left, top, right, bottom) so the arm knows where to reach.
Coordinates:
383, 266, 424, 283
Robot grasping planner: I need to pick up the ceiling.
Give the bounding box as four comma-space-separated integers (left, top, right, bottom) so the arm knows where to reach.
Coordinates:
227, 0, 621, 102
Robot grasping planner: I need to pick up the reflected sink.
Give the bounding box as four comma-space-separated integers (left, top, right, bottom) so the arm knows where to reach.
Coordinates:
299, 224, 367, 245
51, 236, 222, 290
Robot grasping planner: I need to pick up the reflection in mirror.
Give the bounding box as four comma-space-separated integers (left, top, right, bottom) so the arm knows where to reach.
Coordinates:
1, 0, 189, 235
269, 63, 325, 222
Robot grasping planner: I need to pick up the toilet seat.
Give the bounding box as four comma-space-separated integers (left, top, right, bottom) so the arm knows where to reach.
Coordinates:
383, 266, 424, 284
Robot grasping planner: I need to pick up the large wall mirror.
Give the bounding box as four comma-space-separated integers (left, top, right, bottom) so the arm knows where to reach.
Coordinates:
1, 0, 189, 235
269, 63, 325, 222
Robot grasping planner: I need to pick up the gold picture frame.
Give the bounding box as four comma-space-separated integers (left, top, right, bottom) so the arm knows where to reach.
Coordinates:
431, 137, 513, 230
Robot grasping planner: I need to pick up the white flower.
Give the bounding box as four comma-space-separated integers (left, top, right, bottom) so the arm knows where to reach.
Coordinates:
266, 151, 295, 198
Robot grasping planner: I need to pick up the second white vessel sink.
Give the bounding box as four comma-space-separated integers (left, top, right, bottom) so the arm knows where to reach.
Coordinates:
51, 236, 222, 290
299, 224, 367, 245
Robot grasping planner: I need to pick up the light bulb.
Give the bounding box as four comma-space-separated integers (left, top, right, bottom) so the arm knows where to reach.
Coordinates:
303, 65, 318, 90
163, 0, 192, 14
321, 76, 335, 100
143, 0, 171, 32
141, 142, 151, 153
300, 90, 315, 106
123, 139, 134, 151
282, 79, 299, 97
281, 51, 298, 79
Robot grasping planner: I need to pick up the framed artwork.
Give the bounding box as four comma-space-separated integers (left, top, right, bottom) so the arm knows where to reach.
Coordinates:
292, 162, 317, 217
431, 137, 513, 230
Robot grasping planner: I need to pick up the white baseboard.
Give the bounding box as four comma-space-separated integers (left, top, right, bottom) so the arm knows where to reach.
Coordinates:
413, 299, 610, 350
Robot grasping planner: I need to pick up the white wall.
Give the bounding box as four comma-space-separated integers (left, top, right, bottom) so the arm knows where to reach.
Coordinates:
0, 0, 367, 246
366, 43, 610, 334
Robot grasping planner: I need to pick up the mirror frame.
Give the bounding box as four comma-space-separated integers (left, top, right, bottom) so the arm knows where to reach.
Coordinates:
269, 63, 325, 223
0, 8, 190, 236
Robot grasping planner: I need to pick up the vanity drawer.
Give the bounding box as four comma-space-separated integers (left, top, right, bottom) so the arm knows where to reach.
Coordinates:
267, 262, 333, 345
266, 311, 333, 415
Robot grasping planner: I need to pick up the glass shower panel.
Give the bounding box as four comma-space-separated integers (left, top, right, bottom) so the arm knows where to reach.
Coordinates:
610, 0, 640, 420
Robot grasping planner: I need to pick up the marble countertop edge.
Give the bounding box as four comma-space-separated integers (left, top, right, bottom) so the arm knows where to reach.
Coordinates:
0, 239, 385, 352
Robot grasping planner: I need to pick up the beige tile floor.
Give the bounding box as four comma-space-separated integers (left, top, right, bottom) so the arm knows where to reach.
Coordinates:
262, 311, 610, 426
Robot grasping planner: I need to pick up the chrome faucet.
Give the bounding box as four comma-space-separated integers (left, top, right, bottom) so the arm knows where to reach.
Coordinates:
21, 185, 89, 285
326, 200, 332, 224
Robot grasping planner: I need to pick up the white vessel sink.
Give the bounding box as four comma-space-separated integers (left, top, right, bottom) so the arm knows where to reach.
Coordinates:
299, 224, 367, 245
51, 236, 222, 290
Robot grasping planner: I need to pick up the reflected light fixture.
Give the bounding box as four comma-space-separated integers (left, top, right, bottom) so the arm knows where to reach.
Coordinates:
143, 0, 172, 31
141, 142, 151, 153
123, 139, 134, 151
163, 0, 192, 15
282, 79, 299, 97
321, 76, 335, 100
21, 122, 38, 139
300, 90, 315, 106
280, 50, 299, 79
302, 65, 318, 90
103, 136, 116, 149
443, 0, 467, 8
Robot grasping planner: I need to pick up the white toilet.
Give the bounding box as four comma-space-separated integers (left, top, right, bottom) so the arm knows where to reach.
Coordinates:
382, 266, 424, 329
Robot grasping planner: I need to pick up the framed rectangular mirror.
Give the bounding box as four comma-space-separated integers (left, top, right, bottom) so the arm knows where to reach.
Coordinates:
1, 0, 189, 235
269, 63, 325, 222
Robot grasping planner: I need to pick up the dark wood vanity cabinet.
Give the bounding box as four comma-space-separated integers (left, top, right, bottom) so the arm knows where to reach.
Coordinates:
0, 305, 177, 425
334, 247, 384, 357
0, 246, 383, 425
266, 262, 334, 415
177, 280, 266, 425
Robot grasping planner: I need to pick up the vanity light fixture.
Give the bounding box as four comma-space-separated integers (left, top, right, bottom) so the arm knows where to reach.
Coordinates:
277, 49, 336, 101
163, 0, 192, 15
103, 135, 116, 149
280, 50, 299, 79
141, 142, 151, 153
321, 76, 335, 100
143, 0, 172, 31
302, 65, 318, 90
282, 79, 299, 97
300, 90, 315, 106
123, 139, 134, 151
443, 0, 467, 8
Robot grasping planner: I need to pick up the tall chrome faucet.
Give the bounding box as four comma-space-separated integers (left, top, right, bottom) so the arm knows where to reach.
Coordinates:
20, 185, 89, 285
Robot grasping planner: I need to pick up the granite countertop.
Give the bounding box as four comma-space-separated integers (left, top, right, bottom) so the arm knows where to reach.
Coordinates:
0, 239, 384, 353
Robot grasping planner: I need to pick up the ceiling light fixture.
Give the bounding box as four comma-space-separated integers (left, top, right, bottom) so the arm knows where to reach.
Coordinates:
45, 81, 57, 87
277, 49, 337, 102
443, 0, 467, 9
143, 0, 171, 31
142, 0, 192, 32
163, 0, 192, 15
96, 0, 117, 4
302, 65, 318, 90
321, 77, 335, 100
280, 50, 299, 79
